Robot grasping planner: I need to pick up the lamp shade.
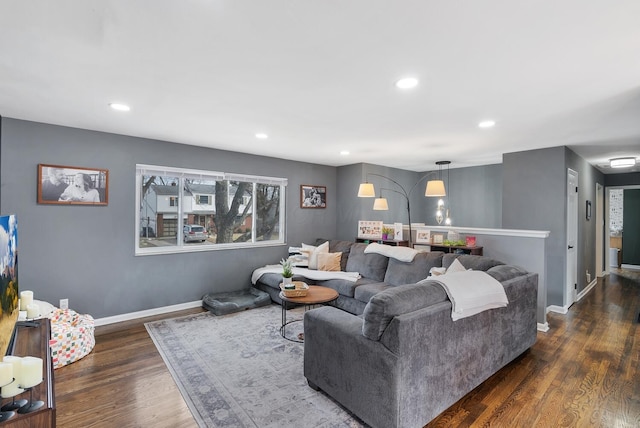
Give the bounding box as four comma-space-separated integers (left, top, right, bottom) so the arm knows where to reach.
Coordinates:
373, 198, 389, 210
425, 180, 446, 197
358, 183, 375, 197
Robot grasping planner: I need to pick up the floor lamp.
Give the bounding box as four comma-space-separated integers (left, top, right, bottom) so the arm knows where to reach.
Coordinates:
358, 162, 448, 246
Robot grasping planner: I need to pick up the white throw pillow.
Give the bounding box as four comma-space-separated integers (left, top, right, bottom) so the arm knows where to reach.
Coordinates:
445, 258, 467, 274
301, 241, 329, 270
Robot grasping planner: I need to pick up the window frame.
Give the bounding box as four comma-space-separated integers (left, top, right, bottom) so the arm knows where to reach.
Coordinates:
196, 194, 211, 205
135, 164, 287, 255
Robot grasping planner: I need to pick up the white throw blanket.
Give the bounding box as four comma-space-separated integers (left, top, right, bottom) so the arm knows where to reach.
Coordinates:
251, 265, 361, 285
364, 242, 418, 262
432, 270, 508, 321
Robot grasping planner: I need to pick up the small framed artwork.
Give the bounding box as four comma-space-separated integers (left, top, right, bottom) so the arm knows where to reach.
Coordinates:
431, 233, 445, 244
415, 230, 431, 244
586, 200, 591, 220
393, 222, 403, 240
38, 164, 109, 205
300, 185, 326, 208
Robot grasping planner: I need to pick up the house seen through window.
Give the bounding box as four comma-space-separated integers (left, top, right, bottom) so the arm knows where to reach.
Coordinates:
136, 165, 286, 254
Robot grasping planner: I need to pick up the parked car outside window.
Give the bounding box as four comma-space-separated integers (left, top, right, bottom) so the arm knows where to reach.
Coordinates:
183, 224, 207, 243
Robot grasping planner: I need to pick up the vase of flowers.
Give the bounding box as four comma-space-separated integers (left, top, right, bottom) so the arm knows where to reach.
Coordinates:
280, 258, 294, 287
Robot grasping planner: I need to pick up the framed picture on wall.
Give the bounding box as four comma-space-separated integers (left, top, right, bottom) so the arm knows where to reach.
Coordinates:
37, 164, 109, 205
300, 185, 326, 208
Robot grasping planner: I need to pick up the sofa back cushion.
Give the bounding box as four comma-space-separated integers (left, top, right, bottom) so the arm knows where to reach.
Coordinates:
443, 254, 504, 271
346, 243, 389, 281
362, 282, 448, 341
486, 264, 528, 282
383, 251, 444, 286
315, 239, 354, 271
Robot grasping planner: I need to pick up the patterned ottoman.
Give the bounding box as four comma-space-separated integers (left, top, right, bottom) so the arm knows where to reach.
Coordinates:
48, 309, 95, 369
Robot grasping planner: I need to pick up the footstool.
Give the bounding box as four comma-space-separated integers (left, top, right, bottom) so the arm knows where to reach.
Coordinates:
202, 287, 270, 315
48, 308, 95, 369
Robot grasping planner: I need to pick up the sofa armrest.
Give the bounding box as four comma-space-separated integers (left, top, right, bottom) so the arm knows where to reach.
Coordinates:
303, 306, 401, 428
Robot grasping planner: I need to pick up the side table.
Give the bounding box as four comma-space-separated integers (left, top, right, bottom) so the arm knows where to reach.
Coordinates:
279, 285, 339, 342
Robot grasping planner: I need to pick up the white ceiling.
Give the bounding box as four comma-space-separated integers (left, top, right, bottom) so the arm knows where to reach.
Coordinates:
1, 0, 639, 173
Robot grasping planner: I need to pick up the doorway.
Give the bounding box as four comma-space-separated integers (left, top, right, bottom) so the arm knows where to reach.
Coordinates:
566, 169, 578, 308
596, 183, 604, 277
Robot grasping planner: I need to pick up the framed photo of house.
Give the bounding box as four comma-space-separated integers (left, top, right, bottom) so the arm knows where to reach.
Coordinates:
415, 229, 431, 244
37, 164, 109, 205
300, 185, 326, 208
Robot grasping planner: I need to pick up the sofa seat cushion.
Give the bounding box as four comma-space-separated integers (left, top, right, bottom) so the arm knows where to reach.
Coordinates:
362, 282, 448, 341
383, 251, 444, 286
443, 254, 504, 271
354, 282, 393, 303
315, 277, 379, 298
346, 243, 389, 281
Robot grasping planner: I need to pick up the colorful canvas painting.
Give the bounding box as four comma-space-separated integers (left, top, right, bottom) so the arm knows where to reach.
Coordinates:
0, 215, 19, 357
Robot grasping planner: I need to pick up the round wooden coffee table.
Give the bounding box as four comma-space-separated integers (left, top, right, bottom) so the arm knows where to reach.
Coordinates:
279, 285, 339, 342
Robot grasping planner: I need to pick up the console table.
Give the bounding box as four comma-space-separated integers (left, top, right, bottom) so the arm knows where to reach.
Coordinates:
428, 244, 483, 256
355, 238, 409, 247
3, 319, 55, 427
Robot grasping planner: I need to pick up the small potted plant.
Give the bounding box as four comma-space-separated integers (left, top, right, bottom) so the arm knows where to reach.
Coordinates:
280, 258, 294, 288
382, 227, 394, 240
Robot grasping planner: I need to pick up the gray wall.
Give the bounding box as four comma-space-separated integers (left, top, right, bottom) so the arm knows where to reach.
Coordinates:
0, 118, 337, 318
419, 164, 503, 228
502, 147, 566, 306
1, 116, 612, 319
502, 146, 605, 307
336, 163, 434, 240
566, 148, 606, 292
605, 171, 640, 187
336, 162, 503, 239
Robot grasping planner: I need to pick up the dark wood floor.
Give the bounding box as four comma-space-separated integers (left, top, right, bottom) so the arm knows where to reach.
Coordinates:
55, 273, 639, 427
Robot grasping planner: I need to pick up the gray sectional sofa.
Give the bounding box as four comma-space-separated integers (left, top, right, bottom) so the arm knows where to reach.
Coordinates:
254, 239, 528, 316
253, 239, 538, 427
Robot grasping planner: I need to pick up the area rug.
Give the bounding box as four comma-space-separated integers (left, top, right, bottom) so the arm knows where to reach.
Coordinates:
145, 305, 366, 428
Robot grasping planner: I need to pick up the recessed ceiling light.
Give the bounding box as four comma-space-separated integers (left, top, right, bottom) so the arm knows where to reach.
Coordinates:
395, 77, 419, 89
109, 103, 130, 112
340, 150, 350, 156
255, 133, 269, 139
478, 120, 496, 128
610, 157, 636, 168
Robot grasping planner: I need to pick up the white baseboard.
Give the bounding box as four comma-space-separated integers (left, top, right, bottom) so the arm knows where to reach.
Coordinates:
546, 279, 598, 316
94, 300, 203, 327
621, 264, 640, 271
537, 322, 549, 332
577, 279, 597, 301
547, 305, 568, 315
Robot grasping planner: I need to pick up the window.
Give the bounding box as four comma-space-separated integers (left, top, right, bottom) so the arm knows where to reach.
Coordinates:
196, 194, 211, 205
136, 165, 287, 255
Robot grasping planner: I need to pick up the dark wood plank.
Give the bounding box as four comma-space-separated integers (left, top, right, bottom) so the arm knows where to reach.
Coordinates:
54, 273, 640, 427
